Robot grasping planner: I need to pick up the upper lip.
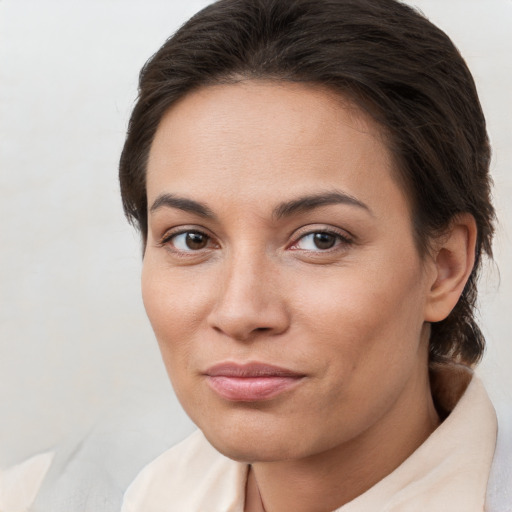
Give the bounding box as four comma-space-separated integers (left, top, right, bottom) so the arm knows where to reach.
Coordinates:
204, 362, 304, 378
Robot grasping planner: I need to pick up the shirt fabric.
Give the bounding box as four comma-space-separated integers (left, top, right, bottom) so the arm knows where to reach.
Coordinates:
0, 452, 54, 512
121, 370, 499, 512
0, 369, 504, 511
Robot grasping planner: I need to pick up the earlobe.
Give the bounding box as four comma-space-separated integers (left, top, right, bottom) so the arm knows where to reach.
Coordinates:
424, 213, 477, 323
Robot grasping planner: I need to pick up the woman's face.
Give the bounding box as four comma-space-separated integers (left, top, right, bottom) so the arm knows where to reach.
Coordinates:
142, 81, 437, 463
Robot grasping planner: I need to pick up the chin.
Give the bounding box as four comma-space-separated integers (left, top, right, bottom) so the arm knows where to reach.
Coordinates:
196, 413, 319, 464
205, 432, 300, 463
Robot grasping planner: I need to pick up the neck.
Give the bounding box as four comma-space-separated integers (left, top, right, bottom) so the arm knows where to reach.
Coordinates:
245, 361, 439, 512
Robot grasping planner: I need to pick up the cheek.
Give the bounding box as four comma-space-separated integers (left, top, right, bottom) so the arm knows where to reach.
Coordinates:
142, 253, 213, 323
141, 260, 211, 365
290, 263, 428, 430
140, 261, 211, 412
296, 256, 428, 375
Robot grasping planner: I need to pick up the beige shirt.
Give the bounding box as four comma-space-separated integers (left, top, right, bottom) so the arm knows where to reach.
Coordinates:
0, 451, 54, 512
121, 372, 497, 512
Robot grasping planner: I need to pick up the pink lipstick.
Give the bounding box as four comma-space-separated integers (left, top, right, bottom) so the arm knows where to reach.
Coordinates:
204, 362, 304, 402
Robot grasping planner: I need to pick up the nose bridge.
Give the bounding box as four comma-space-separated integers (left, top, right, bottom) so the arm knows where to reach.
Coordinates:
224, 246, 263, 299
208, 243, 288, 340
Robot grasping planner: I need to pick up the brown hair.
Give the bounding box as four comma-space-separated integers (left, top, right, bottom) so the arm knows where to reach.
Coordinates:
119, 0, 495, 365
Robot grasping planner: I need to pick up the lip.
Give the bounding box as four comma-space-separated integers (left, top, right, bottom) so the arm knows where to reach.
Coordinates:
204, 362, 305, 402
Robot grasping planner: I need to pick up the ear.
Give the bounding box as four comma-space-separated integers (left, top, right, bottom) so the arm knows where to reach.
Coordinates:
424, 213, 477, 323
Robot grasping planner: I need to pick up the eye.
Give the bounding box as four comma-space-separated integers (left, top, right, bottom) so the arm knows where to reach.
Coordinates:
290, 230, 351, 251
164, 230, 212, 251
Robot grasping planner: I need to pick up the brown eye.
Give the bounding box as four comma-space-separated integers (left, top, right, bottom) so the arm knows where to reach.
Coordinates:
168, 231, 211, 251
291, 230, 352, 252
185, 232, 209, 250
312, 232, 337, 250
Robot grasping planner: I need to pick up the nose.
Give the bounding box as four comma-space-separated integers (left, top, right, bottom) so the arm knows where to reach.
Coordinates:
207, 251, 290, 341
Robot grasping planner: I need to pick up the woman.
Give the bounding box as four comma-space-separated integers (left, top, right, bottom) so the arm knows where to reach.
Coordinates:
119, 0, 505, 510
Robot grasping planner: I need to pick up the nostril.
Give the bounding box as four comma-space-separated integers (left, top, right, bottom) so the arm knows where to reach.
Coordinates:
207, 292, 290, 340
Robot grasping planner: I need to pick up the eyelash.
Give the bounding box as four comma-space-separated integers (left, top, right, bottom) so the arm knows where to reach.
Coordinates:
288, 228, 353, 252
158, 229, 217, 254
158, 226, 353, 257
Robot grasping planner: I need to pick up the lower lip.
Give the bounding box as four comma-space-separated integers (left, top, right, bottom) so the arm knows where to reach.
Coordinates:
206, 375, 303, 401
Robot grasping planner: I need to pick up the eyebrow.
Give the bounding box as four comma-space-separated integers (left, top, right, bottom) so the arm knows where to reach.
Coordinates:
149, 190, 372, 220
273, 191, 372, 219
149, 193, 216, 219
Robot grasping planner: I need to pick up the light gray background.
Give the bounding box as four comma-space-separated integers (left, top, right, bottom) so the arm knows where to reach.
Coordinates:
1, 0, 511, 482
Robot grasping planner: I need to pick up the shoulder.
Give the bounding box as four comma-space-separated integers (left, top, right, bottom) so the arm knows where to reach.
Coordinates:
122, 430, 247, 512
0, 451, 54, 511
486, 402, 512, 512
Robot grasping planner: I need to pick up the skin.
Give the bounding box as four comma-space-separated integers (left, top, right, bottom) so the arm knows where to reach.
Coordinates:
142, 81, 476, 512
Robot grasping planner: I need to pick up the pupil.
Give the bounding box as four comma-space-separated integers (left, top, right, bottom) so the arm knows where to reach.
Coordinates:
186, 232, 207, 250
314, 232, 335, 250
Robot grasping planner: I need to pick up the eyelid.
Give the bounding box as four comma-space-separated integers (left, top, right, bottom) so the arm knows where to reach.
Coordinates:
156, 224, 353, 253
287, 225, 354, 251
157, 226, 219, 251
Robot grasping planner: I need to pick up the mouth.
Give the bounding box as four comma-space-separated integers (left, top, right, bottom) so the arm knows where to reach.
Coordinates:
204, 362, 305, 402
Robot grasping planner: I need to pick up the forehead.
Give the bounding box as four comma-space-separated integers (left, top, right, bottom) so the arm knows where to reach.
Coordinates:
146, 80, 408, 217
